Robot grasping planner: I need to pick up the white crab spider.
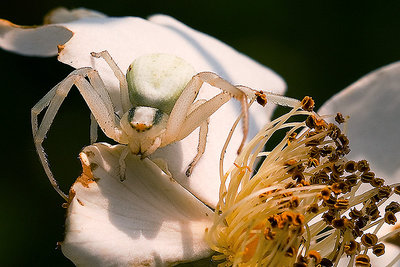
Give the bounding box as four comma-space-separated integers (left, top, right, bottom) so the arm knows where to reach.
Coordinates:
32, 51, 268, 200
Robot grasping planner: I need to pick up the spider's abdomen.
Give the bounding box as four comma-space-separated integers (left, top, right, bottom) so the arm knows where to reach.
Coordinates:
126, 54, 196, 114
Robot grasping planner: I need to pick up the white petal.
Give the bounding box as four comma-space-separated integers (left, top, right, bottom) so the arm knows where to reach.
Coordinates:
62, 143, 213, 266
319, 62, 400, 184
0, 19, 72, 56
43, 7, 106, 24
0, 10, 286, 206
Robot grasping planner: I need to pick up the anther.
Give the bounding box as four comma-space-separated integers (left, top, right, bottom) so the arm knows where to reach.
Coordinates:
344, 240, 359, 255
285, 246, 297, 257
361, 172, 375, 183
365, 203, 380, 219
307, 203, 319, 213
263, 227, 276, 240
384, 211, 397, 225
355, 254, 370, 267
308, 250, 321, 264
357, 160, 370, 172
349, 208, 363, 219
334, 199, 349, 210
332, 218, 346, 229
306, 115, 316, 129
361, 233, 378, 247
308, 157, 319, 168
344, 160, 357, 173
288, 132, 297, 145
335, 112, 346, 124
345, 174, 358, 186
394, 185, 400, 195
372, 243, 385, 257
378, 185, 392, 199
320, 258, 333, 267
301, 96, 315, 112
327, 123, 341, 140
385, 202, 400, 213
255, 90, 267, 106
355, 216, 369, 229
370, 178, 385, 187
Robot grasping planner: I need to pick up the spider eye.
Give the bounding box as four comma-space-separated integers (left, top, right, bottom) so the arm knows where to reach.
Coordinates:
126, 54, 196, 114
128, 107, 166, 132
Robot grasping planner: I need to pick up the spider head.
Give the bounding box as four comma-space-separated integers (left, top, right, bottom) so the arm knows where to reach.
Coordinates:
127, 106, 167, 132
119, 106, 169, 155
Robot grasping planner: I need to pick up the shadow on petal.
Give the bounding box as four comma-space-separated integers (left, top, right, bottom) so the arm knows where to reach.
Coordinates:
62, 143, 213, 266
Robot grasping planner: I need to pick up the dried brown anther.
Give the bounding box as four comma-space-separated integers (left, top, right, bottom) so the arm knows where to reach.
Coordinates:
263, 227, 276, 240
285, 246, 297, 257
349, 208, 363, 219
334, 199, 349, 210
319, 258, 333, 267
370, 178, 385, 187
327, 123, 341, 140
307, 203, 319, 213
344, 160, 357, 173
385, 202, 400, 213
365, 203, 380, 220
372, 243, 385, 257
288, 132, 298, 145
355, 254, 370, 267
355, 216, 369, 229
308, 157, 319, 167
394, 185, 400, 195
332, 218, 346, 229
301, 96, 315, 111
255, 90, 267, 106
320, 145, 334, 156
361, 172, 375, 183
361, 233, 378, 247
335, 112, 346, 124
306, 115, 317, 129
357, 160, 370, 172
319, 187, 332, 201
384, 211, 397, 225
378, 185, 392, 199
345, 174, 359, 186
344, 240, 359, 255
338, 134, 349, 147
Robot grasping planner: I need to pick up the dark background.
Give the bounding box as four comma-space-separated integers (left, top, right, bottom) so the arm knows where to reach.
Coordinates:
1, 1, 399, 266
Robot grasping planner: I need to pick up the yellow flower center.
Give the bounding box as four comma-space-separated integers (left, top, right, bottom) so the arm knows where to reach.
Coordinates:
206, 96, 400, 266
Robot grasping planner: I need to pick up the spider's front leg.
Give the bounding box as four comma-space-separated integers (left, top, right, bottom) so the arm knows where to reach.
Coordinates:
162, 72, 254, 176
32, 68, 124, 200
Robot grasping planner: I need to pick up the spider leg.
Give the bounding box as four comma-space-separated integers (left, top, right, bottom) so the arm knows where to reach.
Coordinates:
90, 113, 98, 144
163, 72, 253, 154
91, 51, 131, 113
32, 68, 123, 200
178, 99, 210, 177
118, 146, 130, 182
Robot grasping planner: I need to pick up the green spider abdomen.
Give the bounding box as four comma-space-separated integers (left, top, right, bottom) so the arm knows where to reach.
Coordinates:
126, 54, 196, 114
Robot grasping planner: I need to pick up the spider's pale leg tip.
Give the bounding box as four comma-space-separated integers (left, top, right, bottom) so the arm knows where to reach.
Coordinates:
185, 166, 193, 177
90, 52, 100, 58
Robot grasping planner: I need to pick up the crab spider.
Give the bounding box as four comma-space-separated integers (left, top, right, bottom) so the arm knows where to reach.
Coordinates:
32, 52, 268, 200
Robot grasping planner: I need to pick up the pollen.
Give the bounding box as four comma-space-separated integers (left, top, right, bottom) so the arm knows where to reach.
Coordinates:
205, 96, 400, 266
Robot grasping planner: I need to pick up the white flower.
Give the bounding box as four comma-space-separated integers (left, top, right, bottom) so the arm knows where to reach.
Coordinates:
1, 8, 399, 266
